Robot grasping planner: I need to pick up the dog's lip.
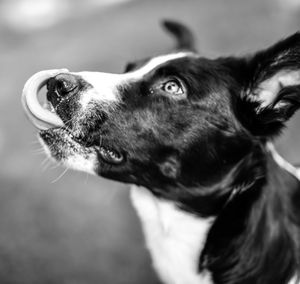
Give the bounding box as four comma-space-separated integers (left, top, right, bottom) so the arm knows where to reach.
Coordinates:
40, 127, 125, 165
22, 69, 68, 130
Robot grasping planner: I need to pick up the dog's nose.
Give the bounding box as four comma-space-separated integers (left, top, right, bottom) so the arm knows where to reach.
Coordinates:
47, 73, 78, 108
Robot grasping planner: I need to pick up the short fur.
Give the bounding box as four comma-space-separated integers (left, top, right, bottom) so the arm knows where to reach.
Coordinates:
34, 21, 300, 284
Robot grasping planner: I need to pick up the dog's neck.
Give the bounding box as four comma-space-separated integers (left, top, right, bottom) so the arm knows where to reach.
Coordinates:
130, 144, 300, 284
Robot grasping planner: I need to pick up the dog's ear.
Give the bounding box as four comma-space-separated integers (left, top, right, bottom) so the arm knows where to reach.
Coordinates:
234, 32, 300, 137
162, 19, 196, 52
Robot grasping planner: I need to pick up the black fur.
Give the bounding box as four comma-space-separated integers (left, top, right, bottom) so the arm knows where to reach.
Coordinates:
200, 150, 300, 284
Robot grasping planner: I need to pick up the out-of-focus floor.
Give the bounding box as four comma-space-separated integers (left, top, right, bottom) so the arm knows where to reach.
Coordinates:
0, 0, 300, 283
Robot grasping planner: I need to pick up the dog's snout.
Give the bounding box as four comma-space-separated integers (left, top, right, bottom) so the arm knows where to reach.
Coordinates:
47, 73, 78, 108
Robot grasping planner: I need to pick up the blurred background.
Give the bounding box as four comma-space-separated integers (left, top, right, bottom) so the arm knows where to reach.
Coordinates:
1, 0, 300, 283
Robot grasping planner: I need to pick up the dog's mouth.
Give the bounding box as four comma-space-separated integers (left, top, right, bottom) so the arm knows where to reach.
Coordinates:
22, 69, 124, 165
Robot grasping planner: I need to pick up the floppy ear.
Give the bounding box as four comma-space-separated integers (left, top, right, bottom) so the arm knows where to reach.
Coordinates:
236, 32, 300, 137
162, 19, 196, 52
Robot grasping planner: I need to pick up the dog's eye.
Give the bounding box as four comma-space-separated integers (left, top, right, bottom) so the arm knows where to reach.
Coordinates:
162, 80, 183, 95
161, 79, 186, 98
149, 77, 186, 99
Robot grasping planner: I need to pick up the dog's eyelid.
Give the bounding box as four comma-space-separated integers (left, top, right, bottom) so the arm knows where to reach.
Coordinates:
153, 76, 184, 89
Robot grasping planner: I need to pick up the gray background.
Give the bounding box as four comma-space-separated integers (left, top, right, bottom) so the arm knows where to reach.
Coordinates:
0, 0, 300, 283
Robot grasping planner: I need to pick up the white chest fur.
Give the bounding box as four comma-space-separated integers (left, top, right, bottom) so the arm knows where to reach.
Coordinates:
130, 186, 214, 284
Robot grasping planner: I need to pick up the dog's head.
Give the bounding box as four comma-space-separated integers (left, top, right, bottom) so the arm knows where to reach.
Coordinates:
23, 21, 300, 215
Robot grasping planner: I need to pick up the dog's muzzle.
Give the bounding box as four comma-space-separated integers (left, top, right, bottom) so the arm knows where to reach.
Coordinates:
22, 69, 125, 165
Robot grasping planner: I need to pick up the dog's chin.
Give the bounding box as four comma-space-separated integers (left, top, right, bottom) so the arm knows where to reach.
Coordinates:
39, 127, 125, 174
38, 128, 98, 175
38, 128, 125, 175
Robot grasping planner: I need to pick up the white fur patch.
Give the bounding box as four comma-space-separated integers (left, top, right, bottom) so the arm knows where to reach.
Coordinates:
130, 185, 213, 284
77, 72, 122, 109
127, 52, 192, 79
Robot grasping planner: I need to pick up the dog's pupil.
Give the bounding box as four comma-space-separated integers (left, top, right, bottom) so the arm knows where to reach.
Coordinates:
166, 81, 177, 92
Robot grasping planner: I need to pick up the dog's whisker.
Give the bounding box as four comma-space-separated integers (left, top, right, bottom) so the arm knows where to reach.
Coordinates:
84, 172, 89, 185
51, 167, 69, 183
31, 147, 46, 154
41, 157, 53, 171
41, 156, 50, 165
31, 150, 45, 155
30, 140, 41, 145
32, 152, 46, 156
42, 162, 52, 172
49, 163, 61, 170
42, 162, 52, 171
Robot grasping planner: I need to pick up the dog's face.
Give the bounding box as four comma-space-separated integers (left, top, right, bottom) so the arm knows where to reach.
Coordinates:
41, 53, 252, 190
23, 23, 300, 215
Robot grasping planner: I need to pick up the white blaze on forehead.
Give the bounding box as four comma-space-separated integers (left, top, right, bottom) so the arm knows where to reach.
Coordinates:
75, 52, 193, 108
126, 52, 193, 79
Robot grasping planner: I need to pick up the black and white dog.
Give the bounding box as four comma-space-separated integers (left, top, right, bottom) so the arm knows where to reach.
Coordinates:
22, 21, 300, 284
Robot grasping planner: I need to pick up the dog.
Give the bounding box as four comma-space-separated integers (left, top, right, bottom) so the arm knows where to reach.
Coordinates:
22, 21, 300, 284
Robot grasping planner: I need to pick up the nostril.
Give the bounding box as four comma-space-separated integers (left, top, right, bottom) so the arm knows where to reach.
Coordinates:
56, 80, 74, 96
47, 74, 78, 108
53, 74, 78, 96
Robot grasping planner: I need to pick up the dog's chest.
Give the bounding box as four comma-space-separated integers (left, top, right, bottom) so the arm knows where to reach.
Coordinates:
130, 186, 214, 284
